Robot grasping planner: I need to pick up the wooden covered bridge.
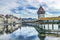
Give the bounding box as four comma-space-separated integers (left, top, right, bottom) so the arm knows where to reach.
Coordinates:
22, 17, 60, 37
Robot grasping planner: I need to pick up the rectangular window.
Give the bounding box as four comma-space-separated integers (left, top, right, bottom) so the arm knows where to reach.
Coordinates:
13, 22, 16, 26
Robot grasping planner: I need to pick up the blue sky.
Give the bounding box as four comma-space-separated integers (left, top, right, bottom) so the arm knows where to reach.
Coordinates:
0, 0, 60, 18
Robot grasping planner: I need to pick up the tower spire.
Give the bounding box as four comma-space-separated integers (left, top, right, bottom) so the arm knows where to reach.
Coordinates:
37, 5, 45, 19
37, 5, 45, 14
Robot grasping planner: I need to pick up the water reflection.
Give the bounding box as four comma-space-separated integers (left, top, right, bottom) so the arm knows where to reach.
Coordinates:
0, 34, 10, 40
0, 27, 40, 40
45, 36, 59, 40
0, 27, 60, 40
11, 27, 40, 40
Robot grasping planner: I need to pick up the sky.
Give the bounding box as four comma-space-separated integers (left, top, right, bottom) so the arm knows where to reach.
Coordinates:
0, 0, 60, 18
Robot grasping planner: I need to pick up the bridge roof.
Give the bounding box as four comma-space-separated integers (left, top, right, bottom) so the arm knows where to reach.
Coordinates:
39, 17, 60, 20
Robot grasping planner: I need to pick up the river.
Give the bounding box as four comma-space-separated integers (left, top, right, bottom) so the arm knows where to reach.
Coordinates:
0, 27, 60, 40
0, 27, 40, 40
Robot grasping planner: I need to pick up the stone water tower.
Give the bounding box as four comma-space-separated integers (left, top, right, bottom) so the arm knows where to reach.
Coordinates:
37, 6, 45, 20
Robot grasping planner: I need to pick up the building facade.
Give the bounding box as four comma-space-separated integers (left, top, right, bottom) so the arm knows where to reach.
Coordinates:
0, 14, 22, 33
0, 14, 5, 33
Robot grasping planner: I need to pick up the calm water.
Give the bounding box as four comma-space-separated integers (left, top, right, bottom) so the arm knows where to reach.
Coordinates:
0, 27, 60, 40
0, 27, 40, 40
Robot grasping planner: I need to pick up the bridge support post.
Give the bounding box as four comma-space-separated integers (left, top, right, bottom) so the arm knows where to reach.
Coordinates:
52, 24, 54, 30
44, 23, 46, 36
57, 24, 60, 37
44, 24, 45, 30
47, 20, 49, 30
52, 20, 54, 30
47, 20, 49, 36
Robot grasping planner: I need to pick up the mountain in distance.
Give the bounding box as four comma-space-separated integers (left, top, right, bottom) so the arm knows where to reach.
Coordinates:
22, 18, 37, 21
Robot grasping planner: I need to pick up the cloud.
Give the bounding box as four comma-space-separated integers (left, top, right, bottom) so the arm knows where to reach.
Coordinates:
0, 0, 60, 18
26, 5, 37, 10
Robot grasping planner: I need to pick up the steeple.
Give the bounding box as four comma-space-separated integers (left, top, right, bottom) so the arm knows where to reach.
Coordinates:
37, 6, 45, 14
37, 5, 45, 19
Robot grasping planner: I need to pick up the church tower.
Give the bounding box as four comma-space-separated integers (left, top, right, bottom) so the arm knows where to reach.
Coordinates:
37, 6, 45, 19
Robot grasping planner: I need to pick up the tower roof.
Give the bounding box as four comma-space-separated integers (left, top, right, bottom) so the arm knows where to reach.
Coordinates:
37, 6, 45, 14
